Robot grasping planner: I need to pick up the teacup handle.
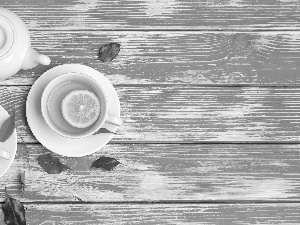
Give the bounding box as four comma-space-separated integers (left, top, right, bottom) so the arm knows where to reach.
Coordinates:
0, 149, 10, 160
105, 114, 123, 126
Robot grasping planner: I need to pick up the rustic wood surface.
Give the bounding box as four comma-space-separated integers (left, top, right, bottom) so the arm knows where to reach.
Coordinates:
0, 143, 299, 202
1, 86, 300, 142
1, 0, 300, 224
2, 0, 300, 30
2, 31, 300, 85
0, 203, 299, 225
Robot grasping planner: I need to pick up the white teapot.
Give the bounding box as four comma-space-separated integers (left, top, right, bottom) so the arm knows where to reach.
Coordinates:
0, 8, 50, 80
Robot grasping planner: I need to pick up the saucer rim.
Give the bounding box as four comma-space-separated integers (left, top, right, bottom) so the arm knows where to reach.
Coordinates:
0, 105, 17, 178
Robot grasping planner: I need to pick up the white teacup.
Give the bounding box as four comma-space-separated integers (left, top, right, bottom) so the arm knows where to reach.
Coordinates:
41, 72, 122, 139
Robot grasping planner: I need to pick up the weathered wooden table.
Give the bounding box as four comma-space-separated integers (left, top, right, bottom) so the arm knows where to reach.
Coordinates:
1, 0, 300, 224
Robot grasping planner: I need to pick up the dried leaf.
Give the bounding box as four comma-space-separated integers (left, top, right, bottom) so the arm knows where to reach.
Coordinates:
91, 156, 120, 171
0, 109, 15, 142
2, 187, 26, 225
98, 43, 120, 62
93, 128, 116, 135
37, 153, 70, 174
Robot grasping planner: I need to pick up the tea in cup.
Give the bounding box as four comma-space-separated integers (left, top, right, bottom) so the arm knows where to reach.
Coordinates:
41, 72, 122, 139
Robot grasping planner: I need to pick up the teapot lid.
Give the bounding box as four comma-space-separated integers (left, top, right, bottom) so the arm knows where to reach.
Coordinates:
0, 15, 14, 57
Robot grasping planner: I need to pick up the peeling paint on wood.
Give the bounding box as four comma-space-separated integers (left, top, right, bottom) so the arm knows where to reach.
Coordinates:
2, 0, 300, 30
0, 144, 299, 202
1, 0, 300, 223
0, 203, 299, 224
2, 32, 300, 85
0, 86, 300, 142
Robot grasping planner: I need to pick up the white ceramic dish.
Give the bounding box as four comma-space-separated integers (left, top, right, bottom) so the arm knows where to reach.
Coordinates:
26, 64, 121, 157
0, 105, 17, 178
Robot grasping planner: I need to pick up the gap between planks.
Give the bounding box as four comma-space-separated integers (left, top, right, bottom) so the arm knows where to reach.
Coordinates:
6, 84, 300, 88
28, 28, 300, 32
1, 200, 300, 205
17, 141, 300, 145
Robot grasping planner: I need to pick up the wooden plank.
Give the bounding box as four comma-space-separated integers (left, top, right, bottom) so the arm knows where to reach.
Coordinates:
2, 31, 300, 85
0, 203, 299, 224
2, 0, 300, 30
1, 86, 300, 142
1, 143, 299, 201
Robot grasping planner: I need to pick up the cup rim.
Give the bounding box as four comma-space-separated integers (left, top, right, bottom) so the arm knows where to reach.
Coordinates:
41, 72, 108, 139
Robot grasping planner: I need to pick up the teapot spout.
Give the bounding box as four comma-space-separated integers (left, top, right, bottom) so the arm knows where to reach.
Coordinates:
21, 48, 51, 70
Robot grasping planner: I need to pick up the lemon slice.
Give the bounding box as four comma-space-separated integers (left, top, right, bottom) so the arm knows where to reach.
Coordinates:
62, 90, 101, 128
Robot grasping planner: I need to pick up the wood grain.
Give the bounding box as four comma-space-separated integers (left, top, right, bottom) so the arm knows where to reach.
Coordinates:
2, 31, 300, 85
2, 0, 300, 30
1, 86, 300, 143
0, 203, 299, 224
1, 0, 299, 223
1, 143, 299, 201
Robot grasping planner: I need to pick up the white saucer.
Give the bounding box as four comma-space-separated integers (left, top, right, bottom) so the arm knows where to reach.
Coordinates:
26, 64, 121, 157
0, 105, 17, 178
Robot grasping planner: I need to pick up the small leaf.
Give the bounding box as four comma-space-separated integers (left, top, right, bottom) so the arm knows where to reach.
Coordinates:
98, 43, 120, 62
93, 128, 116, 135
37, 153, 70, 174
20, 171, 25, 191
2, 187, 26, 225
91, 156, 120, 171
0, 109, 15, 142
